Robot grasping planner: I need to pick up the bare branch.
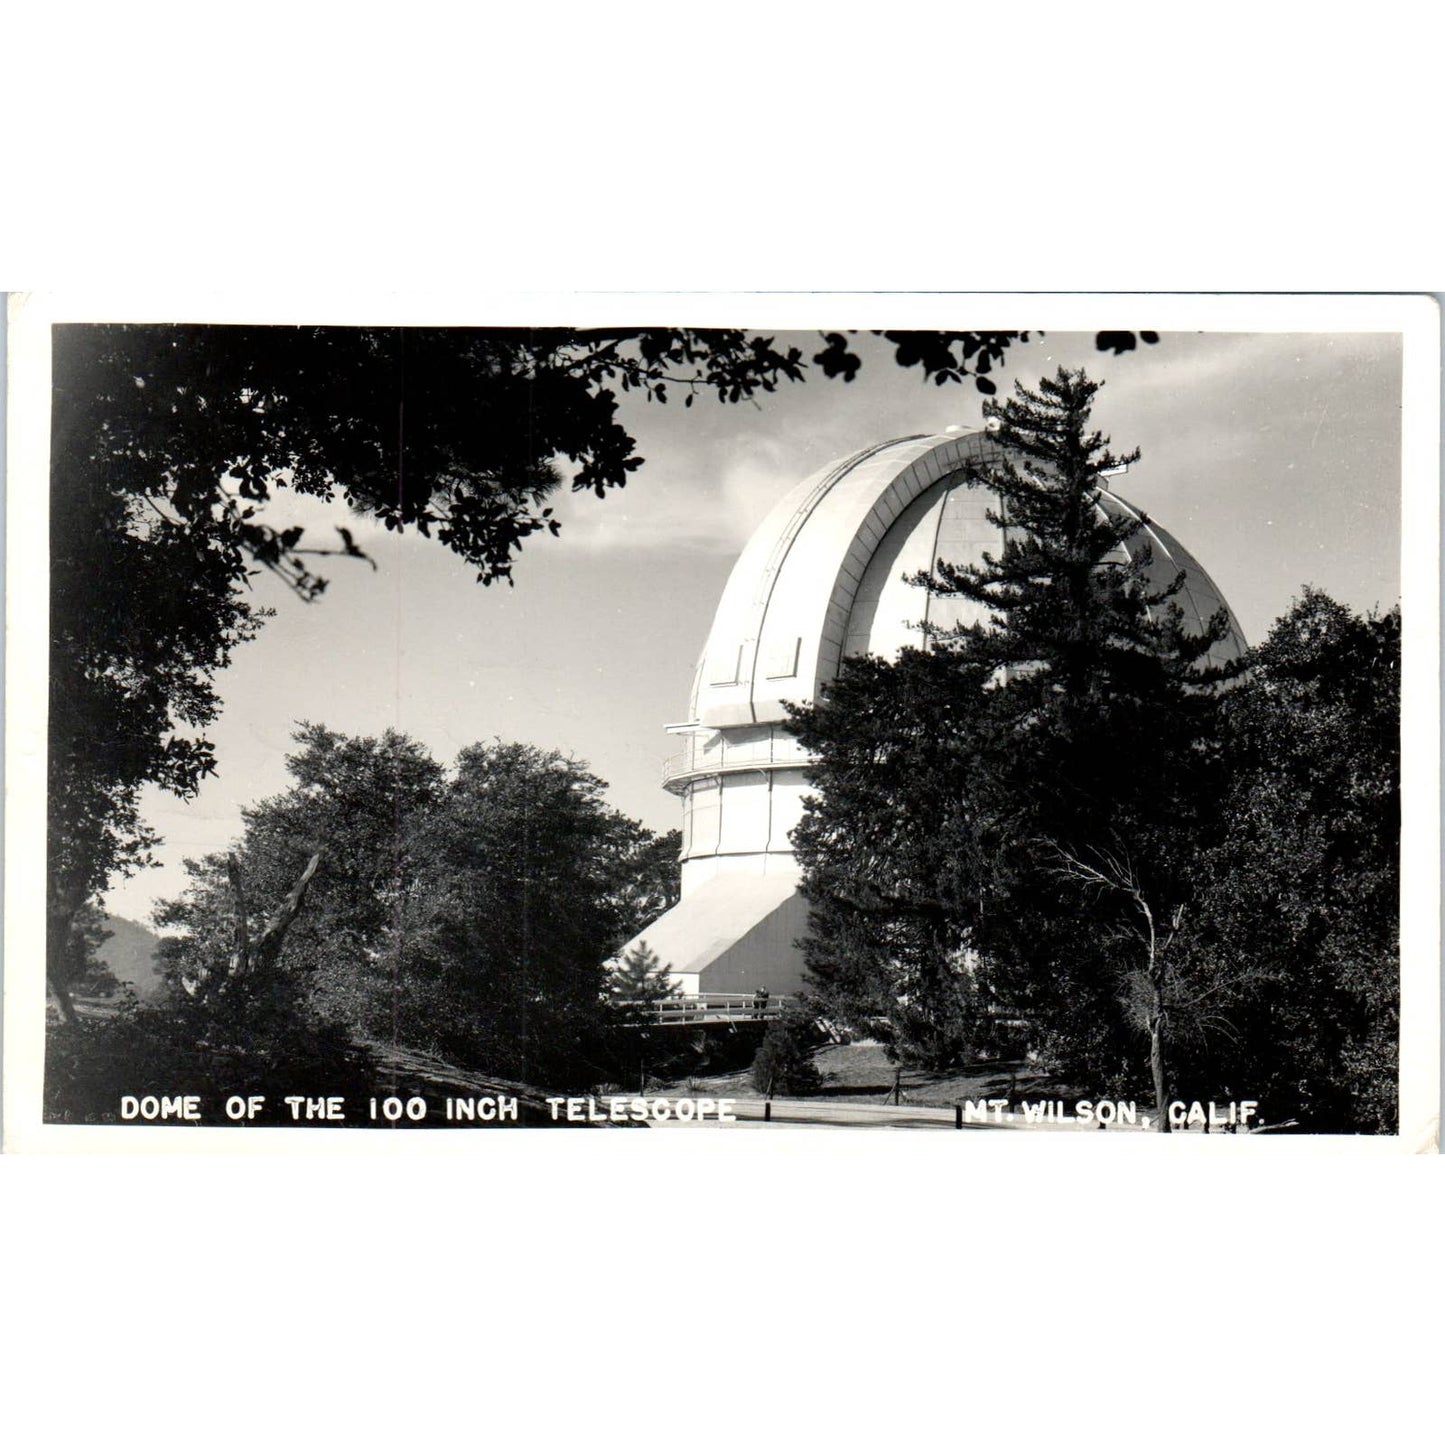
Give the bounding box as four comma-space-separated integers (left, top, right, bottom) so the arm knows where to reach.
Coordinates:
253, 852, 323, 970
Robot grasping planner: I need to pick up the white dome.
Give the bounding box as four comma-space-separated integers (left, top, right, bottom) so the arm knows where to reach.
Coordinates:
689, 430, 1244, 731
631, 430, 1246, 996
846, 453, 1247, 672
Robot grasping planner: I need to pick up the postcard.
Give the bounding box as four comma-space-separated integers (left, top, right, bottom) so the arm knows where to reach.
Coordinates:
4, 292, 1438, 1151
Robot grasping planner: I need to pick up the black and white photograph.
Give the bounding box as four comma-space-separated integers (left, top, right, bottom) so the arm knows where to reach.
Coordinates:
6, 13, 1445, 1441
4, 296, 1438, 1147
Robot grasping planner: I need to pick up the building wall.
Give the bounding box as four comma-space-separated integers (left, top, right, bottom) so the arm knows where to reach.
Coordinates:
678, 766, 809, 896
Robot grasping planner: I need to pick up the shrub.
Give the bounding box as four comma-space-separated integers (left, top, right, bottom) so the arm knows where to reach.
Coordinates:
751, 1002, 823, 1097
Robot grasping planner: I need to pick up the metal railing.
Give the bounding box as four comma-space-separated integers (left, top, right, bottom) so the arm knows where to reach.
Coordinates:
649, 992, 787, 1026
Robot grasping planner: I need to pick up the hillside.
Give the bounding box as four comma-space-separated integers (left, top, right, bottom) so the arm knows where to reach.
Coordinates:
94, 913, 164, 998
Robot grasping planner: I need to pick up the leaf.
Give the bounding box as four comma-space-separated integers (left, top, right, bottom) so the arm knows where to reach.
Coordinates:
813, 332, 862, 382
1095, 331, 1139, 355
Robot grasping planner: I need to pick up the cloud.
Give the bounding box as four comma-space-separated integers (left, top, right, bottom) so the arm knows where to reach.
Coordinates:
543, 424, 804, 556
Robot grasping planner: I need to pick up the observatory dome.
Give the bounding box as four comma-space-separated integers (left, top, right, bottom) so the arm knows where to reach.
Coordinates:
624, 430, 1246, 997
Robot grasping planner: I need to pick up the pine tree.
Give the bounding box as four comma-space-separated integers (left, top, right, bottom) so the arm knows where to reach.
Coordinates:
602, 942, 683, 1091
607, 942, 680, 1012
793, 369, 1237, 1118
931, 369, 1234, 1120
790, 649, 999, 1069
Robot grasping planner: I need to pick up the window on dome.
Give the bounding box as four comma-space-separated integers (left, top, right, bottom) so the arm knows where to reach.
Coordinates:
763, 636, 801, 680
708, 644, 743, 686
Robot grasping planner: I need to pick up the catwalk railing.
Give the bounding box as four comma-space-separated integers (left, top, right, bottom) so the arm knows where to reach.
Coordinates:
661, 735, 812, 790
631, 992, 788, 1027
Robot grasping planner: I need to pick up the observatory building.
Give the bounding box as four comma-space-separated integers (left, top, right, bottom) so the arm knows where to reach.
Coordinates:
622, 430, 1246, 998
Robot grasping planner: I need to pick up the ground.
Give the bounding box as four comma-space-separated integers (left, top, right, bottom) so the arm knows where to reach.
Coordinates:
669, 1039, 1064, 1107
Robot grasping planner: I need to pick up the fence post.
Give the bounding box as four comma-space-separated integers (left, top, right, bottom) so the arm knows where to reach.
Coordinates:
955, 1102, 963, 1130
764, 1100, 772, 1123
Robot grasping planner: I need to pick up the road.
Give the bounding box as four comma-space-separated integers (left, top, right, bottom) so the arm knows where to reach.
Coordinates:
608, 1095, 1153, 1131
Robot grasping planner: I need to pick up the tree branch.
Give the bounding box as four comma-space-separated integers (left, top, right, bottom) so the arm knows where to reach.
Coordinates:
253, 852, 323, 970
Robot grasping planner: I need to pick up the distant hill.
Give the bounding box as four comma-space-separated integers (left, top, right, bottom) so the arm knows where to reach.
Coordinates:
94, 914, 165, 998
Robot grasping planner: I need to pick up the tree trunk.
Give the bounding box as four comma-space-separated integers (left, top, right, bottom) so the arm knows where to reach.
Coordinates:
226, 853, 252, 979
1150, 1005, 1170, 1133
251, 852, 323, 970
189, 851, 323, 998
46, 890, 87, 1027
1142, 897, 1171, 1132
47, 963, 81, 1026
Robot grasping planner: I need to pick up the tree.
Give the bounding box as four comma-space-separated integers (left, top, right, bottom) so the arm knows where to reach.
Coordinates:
48, 324, 1155, 1022
751, 1002, 824, 1098
1041, 840, 1272, 1129
914, 369, 1237, 1112
56, 906, 121, 1001
602, 941, 683, 1091
151, 728, 675, 1088
791, 369, 1234, 1114
395, 741, 651, 1083
47, 421, 267, 1021
153, 724, 446, 1026
600, 831, 683, 949
44, 324, 804, 1022
789, 649, 1001, 1068
1179, 591, 1400, 1132
608, 941, 680, 1012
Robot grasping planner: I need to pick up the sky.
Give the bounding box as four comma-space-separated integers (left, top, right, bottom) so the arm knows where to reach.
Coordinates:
100, 328, 1404, 926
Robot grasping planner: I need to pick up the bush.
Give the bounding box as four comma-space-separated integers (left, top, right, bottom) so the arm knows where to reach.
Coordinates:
44, 980, 378, 1126
751, 1003, 823, 1097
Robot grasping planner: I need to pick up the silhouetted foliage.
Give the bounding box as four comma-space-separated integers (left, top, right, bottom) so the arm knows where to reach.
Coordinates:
1175, 592, 1400, 1132
44, 975, 378, 1125
816, 330, 1032, 393
1095, 331, 1159, 355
